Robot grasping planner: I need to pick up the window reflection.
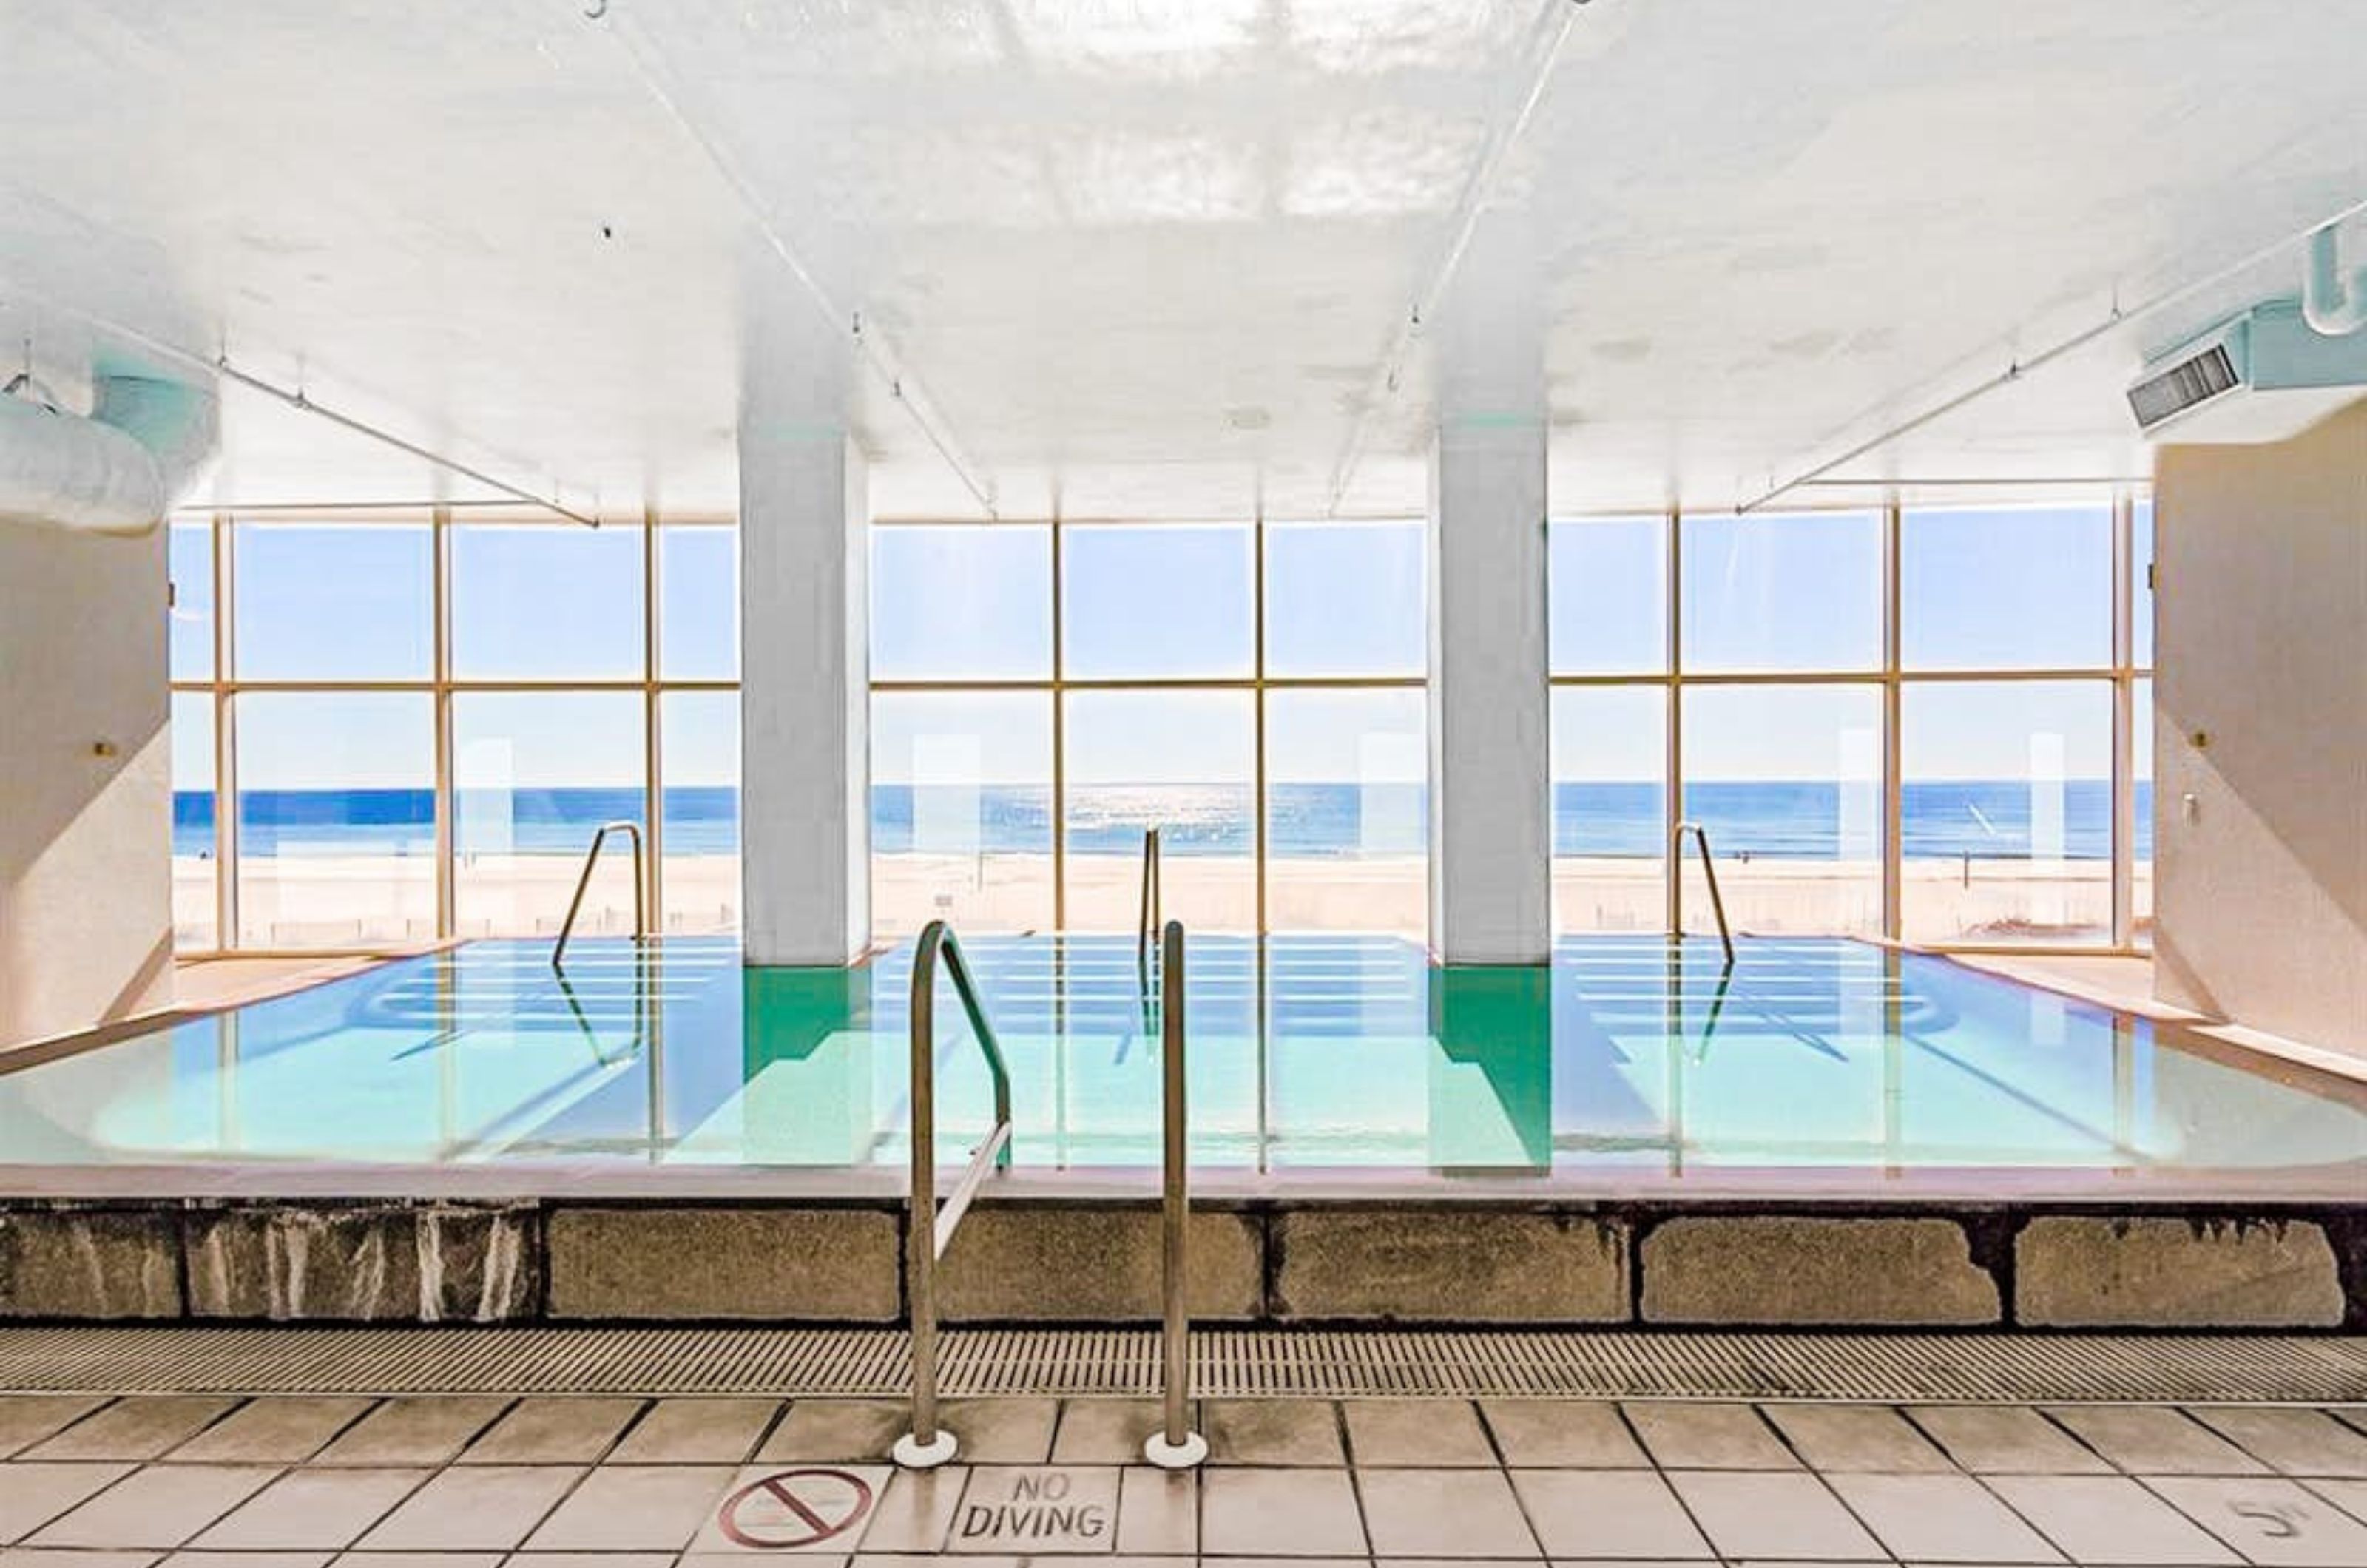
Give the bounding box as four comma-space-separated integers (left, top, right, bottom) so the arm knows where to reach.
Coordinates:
235, 692, 436, 946
1552, 686, 1667, 933
1681, 684, 1884, 936
871, 691, 1055, 936
172, 693, 216, 949
1901, 682, 2114, 944
453, 692, 646, 937
1265, 689, 1425, 935
662, 690, 740, 933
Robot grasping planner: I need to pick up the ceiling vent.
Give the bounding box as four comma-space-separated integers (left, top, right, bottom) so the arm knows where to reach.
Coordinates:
2130, 303, 2367, 443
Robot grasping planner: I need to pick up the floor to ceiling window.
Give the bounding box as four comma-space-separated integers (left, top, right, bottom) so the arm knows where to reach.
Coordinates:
868, 518, 1428, 939
174, 494, 2147, 956
166, 510, 740, 951
1549, 494, 2151, 948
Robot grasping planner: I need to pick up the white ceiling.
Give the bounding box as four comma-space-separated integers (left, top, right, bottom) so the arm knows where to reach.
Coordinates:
1, 0, 2362, 520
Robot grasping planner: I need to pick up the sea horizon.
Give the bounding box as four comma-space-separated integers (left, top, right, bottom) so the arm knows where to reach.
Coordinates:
176, 781, 2152, 861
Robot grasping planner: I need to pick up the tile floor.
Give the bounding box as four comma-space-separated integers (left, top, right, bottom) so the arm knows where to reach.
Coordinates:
1, 1393, 2364, 1567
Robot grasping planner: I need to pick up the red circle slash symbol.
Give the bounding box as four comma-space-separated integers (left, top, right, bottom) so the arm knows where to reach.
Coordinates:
717, 1468, 876, 1549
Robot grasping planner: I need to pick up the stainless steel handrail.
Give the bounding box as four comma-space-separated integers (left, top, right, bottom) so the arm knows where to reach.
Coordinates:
1671, 821, 1736, 967
894, 919, 1015, 1470
1136, 826, 1163, 985
1143, 919, 1207, 1469
552, 821, 646, 969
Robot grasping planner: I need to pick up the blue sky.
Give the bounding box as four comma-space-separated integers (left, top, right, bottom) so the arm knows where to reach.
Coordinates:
172, 507, 2141, 791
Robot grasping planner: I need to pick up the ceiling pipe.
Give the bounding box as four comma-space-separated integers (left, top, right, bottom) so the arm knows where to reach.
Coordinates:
0, 274, 601, 527
2302, 220, 2367, 337
1325, 0, 1590, 517
594, 4, 999, 519
0, 374, 217, 535
1740, 192, 2367, 513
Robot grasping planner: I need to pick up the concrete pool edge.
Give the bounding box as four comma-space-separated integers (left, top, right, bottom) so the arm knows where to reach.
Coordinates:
0, 1194, 2358, 1333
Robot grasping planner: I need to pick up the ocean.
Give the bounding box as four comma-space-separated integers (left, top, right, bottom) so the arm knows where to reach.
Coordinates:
177, 782, 2153, 860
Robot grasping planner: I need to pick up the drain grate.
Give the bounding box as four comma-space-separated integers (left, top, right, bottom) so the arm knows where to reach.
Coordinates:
1, 1326, 2362, 1404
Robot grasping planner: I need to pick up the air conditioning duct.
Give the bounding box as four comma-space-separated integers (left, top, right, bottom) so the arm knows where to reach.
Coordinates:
0, 372, 218, 535
2128, 302, 2367, 443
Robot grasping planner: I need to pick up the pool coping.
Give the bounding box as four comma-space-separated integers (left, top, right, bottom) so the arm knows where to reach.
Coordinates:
0, 1155, 2360, 1203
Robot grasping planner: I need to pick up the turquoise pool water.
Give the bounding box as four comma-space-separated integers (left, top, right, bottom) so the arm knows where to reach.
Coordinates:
0, 936, 2359, 1189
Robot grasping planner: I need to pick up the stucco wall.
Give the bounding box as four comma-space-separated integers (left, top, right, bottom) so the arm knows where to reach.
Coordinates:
2153, 399, 2367, 1058
0, 521, 173, 1047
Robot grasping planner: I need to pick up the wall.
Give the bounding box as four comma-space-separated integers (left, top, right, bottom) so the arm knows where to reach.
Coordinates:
0, 520, 173, 1047
2153, 399, 2367, 1057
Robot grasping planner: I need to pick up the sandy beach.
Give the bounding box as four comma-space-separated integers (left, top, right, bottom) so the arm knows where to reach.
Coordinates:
177, 851, 2147, 951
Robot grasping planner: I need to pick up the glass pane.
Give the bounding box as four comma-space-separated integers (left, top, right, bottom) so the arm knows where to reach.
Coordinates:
1063, 689, 1255, 930
2133, 497, 2155, 669
1552, 685, 1667, 933
169, 521, 215, 681
1550, 516, 1667, 675
234, 693, 436, 947
1265, 689, 1425, 935
871, 524, 1050, 680
172, 693, 215, 949
660, 526, 738, 680
234, 523, 433, 680
1681, 683, 1883, 936
871, 692, 1054, 936
1263, 521, 1424, 677
2134, 677, 2155, 945
1901, 680, 2113, 944
1062, 524, 1254, 679
1902, 505, 2112, 670
662, 691, 739, 933
1680, 511, 1881, 673
453, 692, 646, 936
450, 524, 644, 680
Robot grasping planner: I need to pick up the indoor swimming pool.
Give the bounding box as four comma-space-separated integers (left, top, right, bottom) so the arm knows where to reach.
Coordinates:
1, 935, 2359, 1196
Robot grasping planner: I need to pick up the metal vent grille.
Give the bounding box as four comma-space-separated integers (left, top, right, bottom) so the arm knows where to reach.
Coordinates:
1, 1327, 2361, 1404
2130, 342, 2241, 428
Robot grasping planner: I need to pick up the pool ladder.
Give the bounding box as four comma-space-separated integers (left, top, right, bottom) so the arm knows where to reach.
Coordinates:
551, 821, 649, 970
895, 916, 1204, 1470
1670, 821, 1736, 967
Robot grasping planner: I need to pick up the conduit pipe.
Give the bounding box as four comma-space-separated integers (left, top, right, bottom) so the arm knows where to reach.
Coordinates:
1324, 0, 1590, 516
1, 269, 601, 527
1741, 192, 2367, 513
594, 5, 999, 519
2302, 221, 2367, 337
0, 373, 217, 535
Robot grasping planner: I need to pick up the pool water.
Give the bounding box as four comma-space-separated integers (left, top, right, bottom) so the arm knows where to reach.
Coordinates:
0, 935, 2359, 1189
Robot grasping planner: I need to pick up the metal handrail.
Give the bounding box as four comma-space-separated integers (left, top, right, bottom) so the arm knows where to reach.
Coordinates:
1671, 822, 1736, 968
1144, 919, 1208, 1468
552, 821, 646, 969
1136, 827, 1163, 984
894, 919, 1015, 1470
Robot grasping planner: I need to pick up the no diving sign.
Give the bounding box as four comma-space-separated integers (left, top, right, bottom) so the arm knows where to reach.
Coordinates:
951, 1468, 1119, 1550
716, 1469, 876, 1549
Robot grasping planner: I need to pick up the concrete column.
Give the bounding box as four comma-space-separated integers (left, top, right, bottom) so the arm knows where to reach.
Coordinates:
1426, 214, 1550, 965
740, 281, 870, 966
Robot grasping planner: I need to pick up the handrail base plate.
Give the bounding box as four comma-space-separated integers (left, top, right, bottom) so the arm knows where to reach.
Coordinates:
891, 1430, 959, 1470
1142, 1430, 1208, 1470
